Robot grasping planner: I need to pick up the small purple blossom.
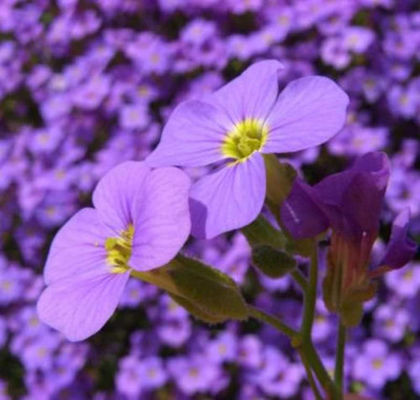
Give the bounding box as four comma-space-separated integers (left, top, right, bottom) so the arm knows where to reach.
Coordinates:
352, 340, 402, 389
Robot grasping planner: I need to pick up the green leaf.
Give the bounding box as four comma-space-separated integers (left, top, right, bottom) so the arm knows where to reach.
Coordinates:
285, 237, 316, 257
166, 255, 248, 321
132, 255, 249, 323
242, 215, 286, 249
169, 294, 227, 324
251, 245, 296, 278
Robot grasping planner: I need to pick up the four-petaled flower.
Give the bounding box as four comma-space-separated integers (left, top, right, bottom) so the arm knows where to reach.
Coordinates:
37, 162, 190, 341
147, 60, 349, 238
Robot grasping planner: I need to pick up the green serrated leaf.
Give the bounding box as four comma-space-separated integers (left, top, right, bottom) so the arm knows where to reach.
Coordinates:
242, 215, 286, 249
251, 245, 296, 278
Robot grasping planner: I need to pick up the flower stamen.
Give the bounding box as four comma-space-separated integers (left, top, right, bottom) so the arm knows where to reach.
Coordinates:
105, 224, 134, 273
221, 118, 268, 161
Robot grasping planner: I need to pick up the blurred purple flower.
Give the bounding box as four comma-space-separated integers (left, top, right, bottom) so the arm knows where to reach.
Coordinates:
373, 304, 409, 343
352, 340, 402, 389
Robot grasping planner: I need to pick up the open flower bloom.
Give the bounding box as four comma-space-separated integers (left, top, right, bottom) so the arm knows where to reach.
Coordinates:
281, 152, 417, 322
37, 162, 190, 341
147, 60, 349, 239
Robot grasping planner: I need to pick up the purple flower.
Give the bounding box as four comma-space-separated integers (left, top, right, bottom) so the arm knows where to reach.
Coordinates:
408, 359, 420, 395
157, 317, 192, 348
168, 355, 221, 395
116, 355, 143, 398
237, 334, 263, 369
0, 380, 10, 400
282, 152, 416, 272
281, 152, 416, 321
352, 340, 402, 389
119, 103, 149, 130
206, 331, 238, 363
385, 262, 420, 299
37, 162, 190, 341
138, 356, 167, 390
147, 60, 349, 238
373, 304, 409, 343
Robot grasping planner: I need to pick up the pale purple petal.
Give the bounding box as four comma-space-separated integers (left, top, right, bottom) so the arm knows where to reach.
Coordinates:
380, 209, 417, 270
146, 100, 230, 168
190, 153, 266, 239
210, 59, 283, 123
44, 208, 111, 285
37, 271, 129, 341
264, 76, 349, 153
92, 161, 150, 233
130, 167, 191, 270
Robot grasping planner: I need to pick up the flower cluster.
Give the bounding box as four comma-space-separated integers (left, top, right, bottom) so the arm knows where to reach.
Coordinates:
0, 0, 419, 399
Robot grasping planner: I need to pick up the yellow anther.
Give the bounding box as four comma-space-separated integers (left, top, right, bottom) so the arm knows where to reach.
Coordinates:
221, 118, 268, 162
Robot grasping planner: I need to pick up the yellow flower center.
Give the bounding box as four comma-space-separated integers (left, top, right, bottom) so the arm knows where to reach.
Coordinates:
372, 359, 383, 370
221, 118, 268, 161
105, 224, 134, 273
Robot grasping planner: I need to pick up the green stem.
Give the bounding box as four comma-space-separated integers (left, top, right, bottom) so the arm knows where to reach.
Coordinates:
303, 340, 338, 399
297, 245, 340, 400
334, 321, 346, 399
298, 349, 323, 400
247, 305, 298, 338
291, 269, 308, 292
300, 247, 318, 340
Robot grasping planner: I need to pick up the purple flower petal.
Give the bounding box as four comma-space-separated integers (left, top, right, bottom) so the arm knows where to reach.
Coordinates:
146, 100, 230, 168
44, 208, 112, 285
315, 152, 389, 209
280, 178, 329, 239
92, 161, 150, 234
37, 270, 129, 342
190, 153, 266, 239
314, 152, 390, 239
264, 76, 349, 153
380, 209, 417, 270
210, 59, 283, 123
130, 167, 191, 270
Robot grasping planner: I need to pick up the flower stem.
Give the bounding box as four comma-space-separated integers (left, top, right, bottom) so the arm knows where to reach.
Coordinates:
291, 268, 308, 292
300, 247, 318, 340
296, 245, 340, 400
334, 321, 346, 399
247, 305, 298, 338
298, 349, 323, 400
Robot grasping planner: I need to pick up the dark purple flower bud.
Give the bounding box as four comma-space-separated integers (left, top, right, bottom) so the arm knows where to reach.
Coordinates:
280, 178, 329, 239
371, 209, 417, 277
280, 152, 415, 326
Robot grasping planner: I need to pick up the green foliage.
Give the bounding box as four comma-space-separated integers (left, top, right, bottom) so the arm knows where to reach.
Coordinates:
251, 245, 296, 278
242, 215, 286, 249
132, 255, 249, 324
